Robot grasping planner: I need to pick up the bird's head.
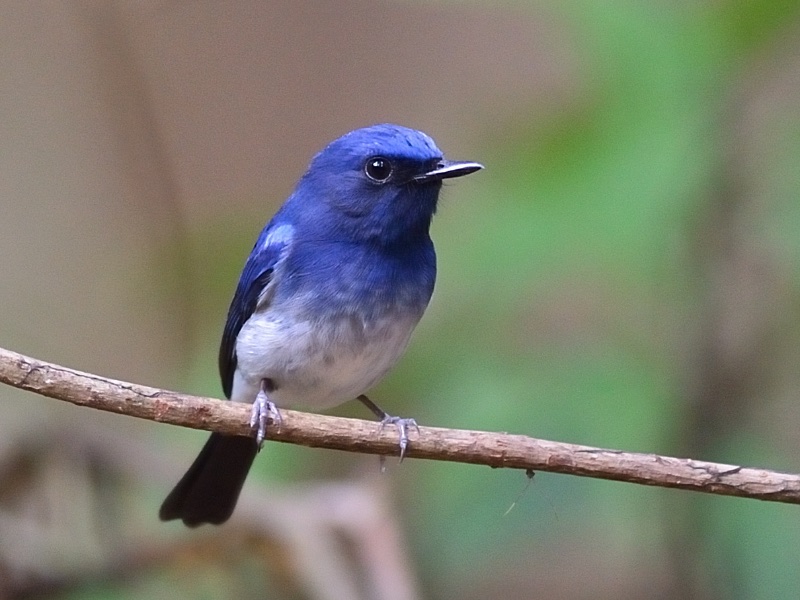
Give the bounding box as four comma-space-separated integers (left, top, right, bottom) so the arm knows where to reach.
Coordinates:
289, 124, 482, 247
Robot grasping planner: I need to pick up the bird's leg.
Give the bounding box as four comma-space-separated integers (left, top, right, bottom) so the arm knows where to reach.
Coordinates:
357, 394, 419, 461
250, 378, 281, 448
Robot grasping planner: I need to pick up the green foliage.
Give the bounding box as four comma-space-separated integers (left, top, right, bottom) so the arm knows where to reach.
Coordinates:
399, 1, 800, 596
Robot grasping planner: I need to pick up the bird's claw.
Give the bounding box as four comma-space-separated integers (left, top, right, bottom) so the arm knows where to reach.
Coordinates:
378, 415, 419, 461
250, 390, 281, 447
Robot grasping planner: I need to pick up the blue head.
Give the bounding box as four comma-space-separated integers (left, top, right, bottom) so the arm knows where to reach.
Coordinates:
281, 124, 482, 249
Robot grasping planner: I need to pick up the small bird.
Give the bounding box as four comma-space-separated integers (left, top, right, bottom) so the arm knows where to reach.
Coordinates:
159, 124, 483, 526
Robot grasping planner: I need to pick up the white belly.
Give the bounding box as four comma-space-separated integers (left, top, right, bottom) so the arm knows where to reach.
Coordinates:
231, 308, 420, 410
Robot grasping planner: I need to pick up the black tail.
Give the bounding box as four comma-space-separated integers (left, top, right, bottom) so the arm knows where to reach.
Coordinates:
159, 434, 258, 527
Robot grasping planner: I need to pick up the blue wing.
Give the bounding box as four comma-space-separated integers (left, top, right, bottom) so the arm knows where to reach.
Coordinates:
218, 223, 293, 399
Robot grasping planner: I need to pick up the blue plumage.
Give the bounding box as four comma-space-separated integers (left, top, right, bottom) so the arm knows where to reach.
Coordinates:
161, 124, 482, 526
218, 225, 290, 399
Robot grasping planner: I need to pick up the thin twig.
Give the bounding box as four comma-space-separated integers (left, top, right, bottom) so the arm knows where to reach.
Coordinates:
1, 346, 798, 504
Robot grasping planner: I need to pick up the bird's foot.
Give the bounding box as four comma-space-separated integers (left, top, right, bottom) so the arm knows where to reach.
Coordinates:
250, 380, 281, 447
378, 415, 419, 461
357, 394, 419, 461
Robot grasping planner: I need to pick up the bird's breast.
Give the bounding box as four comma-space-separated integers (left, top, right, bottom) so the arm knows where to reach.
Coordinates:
231, 303, 422, 410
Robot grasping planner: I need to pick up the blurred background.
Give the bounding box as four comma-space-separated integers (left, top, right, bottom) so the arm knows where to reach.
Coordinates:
1, 1, 800, 598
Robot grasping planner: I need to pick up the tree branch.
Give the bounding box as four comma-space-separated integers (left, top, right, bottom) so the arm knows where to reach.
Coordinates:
1, 345, 798, 505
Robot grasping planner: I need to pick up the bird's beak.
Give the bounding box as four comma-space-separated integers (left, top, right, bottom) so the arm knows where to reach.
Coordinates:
413, 160, 484, 183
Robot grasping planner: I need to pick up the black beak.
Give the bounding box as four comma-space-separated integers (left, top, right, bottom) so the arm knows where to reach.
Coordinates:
413, 159, 484, 183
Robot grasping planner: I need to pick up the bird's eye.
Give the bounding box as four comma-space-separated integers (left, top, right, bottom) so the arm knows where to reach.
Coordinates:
364, 157, 393, 182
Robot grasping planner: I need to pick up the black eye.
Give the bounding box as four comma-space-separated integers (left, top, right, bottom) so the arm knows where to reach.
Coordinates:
364, 157, 393, 182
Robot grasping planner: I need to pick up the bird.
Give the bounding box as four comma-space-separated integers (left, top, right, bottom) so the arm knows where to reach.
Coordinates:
159, 124, 483, 526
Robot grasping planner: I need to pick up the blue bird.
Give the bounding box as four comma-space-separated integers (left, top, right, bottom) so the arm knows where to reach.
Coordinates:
159, 124, 483, 526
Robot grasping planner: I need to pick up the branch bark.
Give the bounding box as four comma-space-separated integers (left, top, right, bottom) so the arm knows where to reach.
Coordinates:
1, 345, 798, 505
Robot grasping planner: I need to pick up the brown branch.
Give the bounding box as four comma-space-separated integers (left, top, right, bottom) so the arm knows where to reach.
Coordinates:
1, 345, 798, 504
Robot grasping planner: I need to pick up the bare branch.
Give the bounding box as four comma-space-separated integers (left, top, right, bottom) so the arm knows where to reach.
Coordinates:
1, 345, 798, 504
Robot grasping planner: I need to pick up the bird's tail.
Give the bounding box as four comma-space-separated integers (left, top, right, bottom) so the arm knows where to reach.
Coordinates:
159, 433, 258, 527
